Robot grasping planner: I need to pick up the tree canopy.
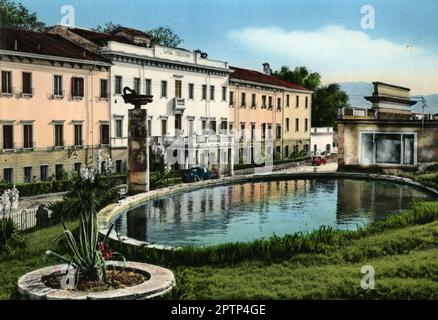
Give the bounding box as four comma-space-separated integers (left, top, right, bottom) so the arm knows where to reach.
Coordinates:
273, 66, 348, 127
0, 0, 46, 31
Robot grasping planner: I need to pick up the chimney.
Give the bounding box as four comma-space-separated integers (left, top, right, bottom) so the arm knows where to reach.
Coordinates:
262, 62, 271, 76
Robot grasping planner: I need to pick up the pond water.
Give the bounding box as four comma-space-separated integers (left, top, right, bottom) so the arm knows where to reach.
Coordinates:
112, 178, 435, 247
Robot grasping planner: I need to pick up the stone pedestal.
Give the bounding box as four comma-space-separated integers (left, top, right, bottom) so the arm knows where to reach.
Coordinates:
128, 108, 149, 194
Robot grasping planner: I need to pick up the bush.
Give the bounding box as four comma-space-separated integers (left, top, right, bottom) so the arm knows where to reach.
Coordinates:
0, 217, 25, 254
0, 175, 126, 197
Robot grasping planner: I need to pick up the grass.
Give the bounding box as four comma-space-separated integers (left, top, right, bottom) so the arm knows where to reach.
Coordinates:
0, 221, 78, 300
3, 201, 438, 299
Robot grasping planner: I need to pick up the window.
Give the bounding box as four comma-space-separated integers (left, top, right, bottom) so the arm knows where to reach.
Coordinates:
305, 96, 309, 109
24, 167, 32, 183
145, 79, 152, 95
229, 91, 234, 106
241, 92, 246, 107
296, 95, 300, 108
115, 160, 123, 174
267, 124, 272, 139
100, 124, 110, 145
251, 94, 256, 108
295, 118, 300, 132
175, 80, 182, 98
276, 125, 282, 140
71, 77, 84, 98
100, 79, 108, 99
148, 119, 151, 137
54, 124, 64, 147
188, 83, 194, 99
40, 165, 48, 181
115, 119, 123, 138
54, 75, 63, 96
286, 94, 290, 107
277, 98, 281, 111
268, 96, 273, 109
23, 124, 33, 149
1, 71, 12, 94
161, 119, 167, 135
134, 77, 140, 94
202, 85, 207, 100
240, 123, 246, 139
262, 95, 267, 108
210, 85, 215, 101
210, 120, 217, 133
175, 114, 182, 132
115, 76, 122, 94
3, 125, 13, 149
305, 119, 309, 132
188, 119, 194, 136
221, 121, 227, 133
161, 80, 168, 98
285, 118, 290, 132
74, 124, 82, 146
222, 87, 227, 101
22, 72, 32, 95
55, 164, 64, 181
360, 133, 416, 165
74, 163, 82, 173
3, 168, 13, 184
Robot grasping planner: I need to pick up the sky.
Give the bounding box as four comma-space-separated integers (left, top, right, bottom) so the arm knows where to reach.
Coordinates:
17, 0, 438, 95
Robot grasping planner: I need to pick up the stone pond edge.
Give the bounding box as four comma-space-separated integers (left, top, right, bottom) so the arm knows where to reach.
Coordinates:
97, 171, 438, 251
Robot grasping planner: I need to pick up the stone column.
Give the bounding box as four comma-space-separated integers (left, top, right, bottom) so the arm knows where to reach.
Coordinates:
128, 108, 149, 194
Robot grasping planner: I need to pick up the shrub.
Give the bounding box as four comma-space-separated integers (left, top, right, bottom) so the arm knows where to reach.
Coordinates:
0, 217, 25, 254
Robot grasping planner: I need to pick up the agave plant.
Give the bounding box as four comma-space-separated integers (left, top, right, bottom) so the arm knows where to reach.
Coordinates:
45, 171, 124, 285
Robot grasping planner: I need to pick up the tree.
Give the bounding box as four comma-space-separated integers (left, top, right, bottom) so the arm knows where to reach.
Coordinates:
0, 0, 45, 31
273, 66, 321, 91
273, 66, 348, 127
312, 84, 348, 127
92, 21, 121, 33
147, 26, 183, 47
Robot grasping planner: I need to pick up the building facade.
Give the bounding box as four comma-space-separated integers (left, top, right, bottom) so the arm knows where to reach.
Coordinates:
228, 64, 312, 164
0, 27, 112, 184
51, 26, 234, 174
338, 82, 438, 172
310, 127, 337, 155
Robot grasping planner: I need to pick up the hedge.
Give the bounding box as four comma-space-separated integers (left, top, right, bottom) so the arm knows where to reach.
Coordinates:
0, 174, 127, 197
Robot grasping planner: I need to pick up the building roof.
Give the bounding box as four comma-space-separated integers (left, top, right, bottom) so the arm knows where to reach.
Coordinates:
230, 66, 309, 92
66, 27, 133, 45
0, 27, 110, 63
111, 26, 152, 39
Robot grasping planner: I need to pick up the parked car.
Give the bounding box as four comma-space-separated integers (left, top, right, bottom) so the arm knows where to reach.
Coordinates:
182, 167, 219, 183
312, 155, 327, 166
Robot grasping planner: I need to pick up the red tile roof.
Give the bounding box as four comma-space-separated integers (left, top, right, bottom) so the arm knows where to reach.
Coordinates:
0, 27, 109, 63
230, 66, 309, 91
112, 27, 152, 39
66, 27, 133, 45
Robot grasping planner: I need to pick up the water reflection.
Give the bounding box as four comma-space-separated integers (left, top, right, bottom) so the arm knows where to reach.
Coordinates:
113, 179, 434, 247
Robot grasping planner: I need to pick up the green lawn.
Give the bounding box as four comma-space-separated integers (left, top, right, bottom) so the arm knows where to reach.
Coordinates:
0, 221, 78, 300
3, 202, 438, 299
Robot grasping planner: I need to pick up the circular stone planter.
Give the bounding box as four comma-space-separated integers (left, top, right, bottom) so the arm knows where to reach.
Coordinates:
17, 261, 175, 300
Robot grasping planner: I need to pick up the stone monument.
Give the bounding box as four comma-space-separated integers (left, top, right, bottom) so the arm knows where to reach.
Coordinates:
122, 87, 153, 194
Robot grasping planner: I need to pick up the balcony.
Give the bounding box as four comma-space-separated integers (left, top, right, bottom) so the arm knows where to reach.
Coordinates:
173, 98, 186, 113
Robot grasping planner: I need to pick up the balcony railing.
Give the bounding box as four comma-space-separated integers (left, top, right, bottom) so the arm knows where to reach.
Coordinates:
52, 90, 65, 99
173, 98, 186, 112
21, 88, 34, 98
0, 87, 15, 97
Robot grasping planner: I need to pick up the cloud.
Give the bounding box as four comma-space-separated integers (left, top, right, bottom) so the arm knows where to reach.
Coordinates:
228, 25, 438, 94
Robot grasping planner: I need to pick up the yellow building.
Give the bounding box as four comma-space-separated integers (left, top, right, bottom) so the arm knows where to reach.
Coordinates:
229, 64, 312, 162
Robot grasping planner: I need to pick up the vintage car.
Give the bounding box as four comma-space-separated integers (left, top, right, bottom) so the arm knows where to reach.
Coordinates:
182, 167, 219, 183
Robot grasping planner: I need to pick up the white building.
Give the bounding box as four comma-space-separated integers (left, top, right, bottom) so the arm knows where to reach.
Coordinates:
310, 127, 337, 155
50, 26, 234, 174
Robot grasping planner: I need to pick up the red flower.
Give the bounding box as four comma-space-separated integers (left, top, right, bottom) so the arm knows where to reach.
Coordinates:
98, 242, 113, 260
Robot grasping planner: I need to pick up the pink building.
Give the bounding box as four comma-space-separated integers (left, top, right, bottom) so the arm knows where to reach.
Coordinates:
0, 27, 113, 183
